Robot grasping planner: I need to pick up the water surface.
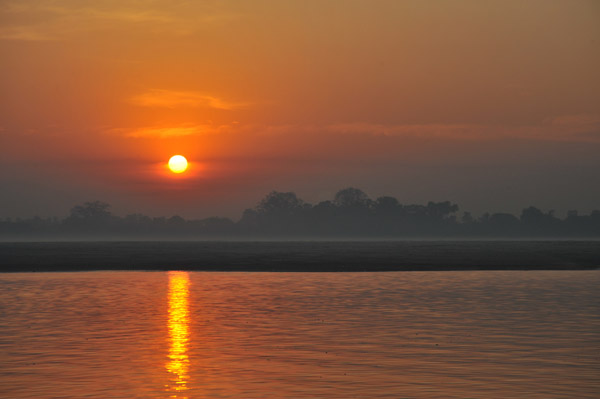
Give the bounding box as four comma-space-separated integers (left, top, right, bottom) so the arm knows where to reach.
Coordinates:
1, 271, 598, 398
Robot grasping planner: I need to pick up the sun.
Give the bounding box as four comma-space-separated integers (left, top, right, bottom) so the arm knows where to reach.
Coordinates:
168, 155, 188, 174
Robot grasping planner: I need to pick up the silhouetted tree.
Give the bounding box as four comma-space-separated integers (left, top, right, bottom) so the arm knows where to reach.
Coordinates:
64, 201, 113, 231
374, 196, 400, 211
168, 215, 185, 225
257, 191, 305, 215
69, 201, 112, 221
373, 196, 405, 234
250, 191, 310, 234
2, 190, 599, 238
332, 188, 374, 234
308, 200, 338, 234
123, 213, 152, 225
461, 212, 474, 224
119, 213, 151, 233
488, 213, 520, 234
198, 217, 235, 233
334, 187, 371, 208
238, 209, 259, 232
426, 201, 459, 220
520, 206, 560, 235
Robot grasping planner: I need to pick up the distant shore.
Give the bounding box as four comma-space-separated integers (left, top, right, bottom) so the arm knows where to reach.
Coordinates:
1, 241, 599, 272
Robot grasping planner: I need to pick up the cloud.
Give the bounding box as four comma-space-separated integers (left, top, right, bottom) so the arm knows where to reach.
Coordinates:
107, 124, 234, 138
106, 112, 600, 142
547, 114, 600, 129
0, 1, 240, 40
0, 3, 172, 41
0, 26, 57, 41
129, 89, 249, 110
325, 115, 600, 142
325, 123, 485, 139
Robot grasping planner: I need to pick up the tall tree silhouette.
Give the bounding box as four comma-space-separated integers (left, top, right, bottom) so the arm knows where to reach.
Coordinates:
254, 191, 310, 234
1, 190, 599, 238
65, 201, 113, 231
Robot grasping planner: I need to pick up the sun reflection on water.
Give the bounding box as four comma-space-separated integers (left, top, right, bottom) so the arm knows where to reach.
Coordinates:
166, 271, 190, 397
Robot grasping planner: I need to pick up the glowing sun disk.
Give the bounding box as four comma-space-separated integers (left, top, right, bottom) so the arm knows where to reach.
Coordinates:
168, 155, 188, 173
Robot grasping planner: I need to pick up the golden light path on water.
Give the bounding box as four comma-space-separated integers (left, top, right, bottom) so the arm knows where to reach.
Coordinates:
166, 271, 190, 397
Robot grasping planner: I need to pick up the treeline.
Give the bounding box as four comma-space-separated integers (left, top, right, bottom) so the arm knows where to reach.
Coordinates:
1, 188, 599, 238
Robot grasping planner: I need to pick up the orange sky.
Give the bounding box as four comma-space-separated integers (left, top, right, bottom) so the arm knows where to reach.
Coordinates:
1, 0, 599, 218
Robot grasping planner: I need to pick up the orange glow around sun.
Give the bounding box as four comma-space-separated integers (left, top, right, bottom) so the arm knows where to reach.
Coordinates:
168, 155, 188, 174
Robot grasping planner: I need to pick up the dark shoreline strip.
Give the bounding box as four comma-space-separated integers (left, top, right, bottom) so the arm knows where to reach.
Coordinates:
1, 241, 599, 273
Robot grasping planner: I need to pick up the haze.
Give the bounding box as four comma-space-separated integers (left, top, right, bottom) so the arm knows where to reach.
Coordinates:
1, 0, 599, 219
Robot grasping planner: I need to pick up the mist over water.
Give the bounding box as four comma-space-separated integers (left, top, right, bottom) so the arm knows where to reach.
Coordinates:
1, 271, 598, 398
3, 189, 600, 240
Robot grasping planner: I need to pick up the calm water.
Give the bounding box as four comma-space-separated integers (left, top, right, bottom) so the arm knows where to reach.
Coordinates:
0, 271, 598, 398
